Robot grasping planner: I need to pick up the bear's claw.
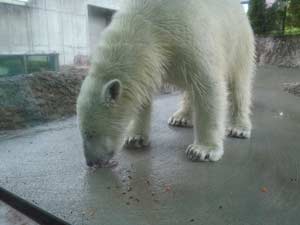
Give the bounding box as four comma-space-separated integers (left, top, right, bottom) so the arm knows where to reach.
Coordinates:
185, 144, 223, 162
125, 135, 149, 149
168, 115, 192, 128
226, 127, 251, 139
87, 159, 118, 168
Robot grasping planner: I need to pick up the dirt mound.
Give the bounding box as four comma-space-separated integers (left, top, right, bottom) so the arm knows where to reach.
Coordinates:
0, 67, 88, 130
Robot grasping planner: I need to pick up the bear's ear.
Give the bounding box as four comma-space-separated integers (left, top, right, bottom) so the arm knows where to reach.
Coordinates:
102, 79, 122, 105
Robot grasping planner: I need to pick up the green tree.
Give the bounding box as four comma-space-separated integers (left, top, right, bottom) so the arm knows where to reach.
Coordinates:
278, 0, 289, 34
265, 3, 281, 33
249, 0, 299, 35
287, 0, 300, 27
267, 0, 289, 34
248, 0, 267, 34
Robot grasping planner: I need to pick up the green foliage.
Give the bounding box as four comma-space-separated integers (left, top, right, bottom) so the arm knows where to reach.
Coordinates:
248, 0, 300, 35
265, 2, 281, 33
287, 0, 300, 27
248, 0, 267, 34
285, 26, 300, 34
272, 0, 289, 35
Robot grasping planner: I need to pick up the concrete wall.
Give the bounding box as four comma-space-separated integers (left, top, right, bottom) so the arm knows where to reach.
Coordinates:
88, 5, 114, 57
87, 0, 120, 10
0, 0, 121, 65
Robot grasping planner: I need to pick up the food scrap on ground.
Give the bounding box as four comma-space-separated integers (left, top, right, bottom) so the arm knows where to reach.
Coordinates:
261, 187, 268, 193
165, 185, 172, 192
85, 208, 97, 217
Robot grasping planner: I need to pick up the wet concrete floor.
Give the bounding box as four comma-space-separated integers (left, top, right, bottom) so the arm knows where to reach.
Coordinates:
0, 66, 300, 225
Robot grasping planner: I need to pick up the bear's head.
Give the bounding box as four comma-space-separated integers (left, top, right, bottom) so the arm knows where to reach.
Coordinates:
77, 75, 126, 167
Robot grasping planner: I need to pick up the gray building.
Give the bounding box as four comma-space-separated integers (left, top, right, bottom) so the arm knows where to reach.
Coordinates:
0, 0, 121, 65
0, 0, 248, 67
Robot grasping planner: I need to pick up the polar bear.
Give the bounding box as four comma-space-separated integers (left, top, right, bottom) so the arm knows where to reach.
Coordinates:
77, 0, 255, 167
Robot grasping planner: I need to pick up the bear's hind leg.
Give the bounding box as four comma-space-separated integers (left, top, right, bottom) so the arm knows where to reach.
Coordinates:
125, 102, 151, 149
168, 91, 193, 127
227, 63, 253, 139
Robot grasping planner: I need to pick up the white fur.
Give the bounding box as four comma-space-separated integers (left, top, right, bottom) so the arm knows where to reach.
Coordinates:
77, 0, 255, 165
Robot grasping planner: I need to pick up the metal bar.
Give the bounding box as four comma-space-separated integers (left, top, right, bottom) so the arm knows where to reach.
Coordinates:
0, 0, 27, 6
23, 55, 28, 74
0, 186, 70, 225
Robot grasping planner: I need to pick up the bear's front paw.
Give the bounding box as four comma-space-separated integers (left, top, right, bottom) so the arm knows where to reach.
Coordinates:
168, 113, 192, 128
226, 126, 251, 139
185, 144, 223, 162
124, 135, 149, 149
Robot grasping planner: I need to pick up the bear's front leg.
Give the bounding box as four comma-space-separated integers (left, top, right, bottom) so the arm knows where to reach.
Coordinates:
125, 103, 152, 149
186, 80, 227, 162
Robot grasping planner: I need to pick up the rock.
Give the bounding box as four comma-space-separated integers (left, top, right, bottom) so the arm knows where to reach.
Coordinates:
283, 83, 300, 97
256, 36, 300, 68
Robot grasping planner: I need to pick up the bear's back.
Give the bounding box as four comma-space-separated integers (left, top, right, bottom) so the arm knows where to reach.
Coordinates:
118, 0, 251, 44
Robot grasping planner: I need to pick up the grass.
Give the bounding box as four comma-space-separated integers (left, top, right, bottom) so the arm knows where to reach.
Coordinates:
285, 26, 300, 35
268, 26, 300, 36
